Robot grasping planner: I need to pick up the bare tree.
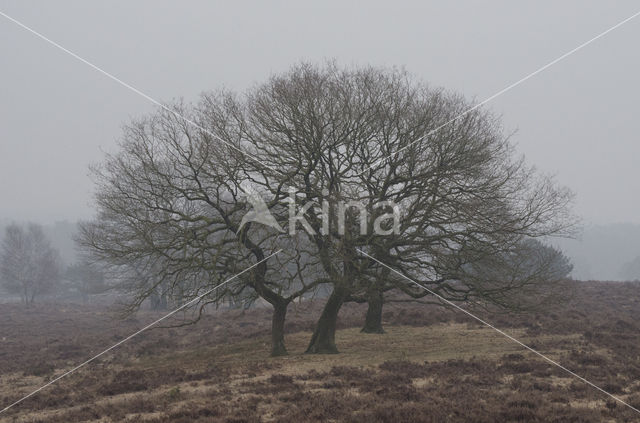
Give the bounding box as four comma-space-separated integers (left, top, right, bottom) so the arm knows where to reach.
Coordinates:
65, 261, 109, 303
231, 63, 576, 353
357, 238, 574, 334
0, 223, 62, 306
79, 62, 576, 356
77, 99, 325, 356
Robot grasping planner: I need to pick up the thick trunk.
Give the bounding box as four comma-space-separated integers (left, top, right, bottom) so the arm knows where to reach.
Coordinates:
271, 302, 288, 357
361, 287, 385, 334
306, 286, 348, 354
235, 232, 290, 356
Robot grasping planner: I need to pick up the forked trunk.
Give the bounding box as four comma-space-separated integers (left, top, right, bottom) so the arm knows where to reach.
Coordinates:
361, 287, 385, 334
306, 286, 349, 354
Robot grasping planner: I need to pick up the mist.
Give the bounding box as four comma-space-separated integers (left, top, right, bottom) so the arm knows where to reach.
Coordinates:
5, 3, 640, 420
1, 1, 640, 227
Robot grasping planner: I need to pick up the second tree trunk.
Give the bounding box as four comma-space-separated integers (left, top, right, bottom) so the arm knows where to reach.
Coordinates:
306, 286, 348, 354
361, 286, 385, 333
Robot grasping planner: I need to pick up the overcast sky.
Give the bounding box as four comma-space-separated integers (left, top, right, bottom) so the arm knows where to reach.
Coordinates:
1, 1, 639, 225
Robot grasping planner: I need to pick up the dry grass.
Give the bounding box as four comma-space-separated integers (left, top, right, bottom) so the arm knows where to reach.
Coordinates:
2, 280, 640, 422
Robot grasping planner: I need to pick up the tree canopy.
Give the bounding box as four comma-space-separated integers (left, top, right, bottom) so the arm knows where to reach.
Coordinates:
79, 63, 576, 355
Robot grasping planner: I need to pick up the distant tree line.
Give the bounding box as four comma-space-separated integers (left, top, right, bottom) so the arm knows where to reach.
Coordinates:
0, 223, 112, 305
620, 256, 640, 281
0, 223, 61, 305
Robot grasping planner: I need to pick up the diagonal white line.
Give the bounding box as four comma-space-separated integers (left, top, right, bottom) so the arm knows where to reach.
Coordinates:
3, 5, 639, 415
0, 10, 279, 174
0, 249, 282, 415
358, 10, 640, 176
357, 248, 640, 415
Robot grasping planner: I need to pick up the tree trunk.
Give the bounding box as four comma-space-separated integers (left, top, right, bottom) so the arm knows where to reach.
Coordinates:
306, 286, 348, 354
361, 286, 385, 334
271, 301, 288, 357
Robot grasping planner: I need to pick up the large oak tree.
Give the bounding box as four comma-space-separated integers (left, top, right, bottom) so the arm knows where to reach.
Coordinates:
80, 62, 575, 355
232, 63, 576, 353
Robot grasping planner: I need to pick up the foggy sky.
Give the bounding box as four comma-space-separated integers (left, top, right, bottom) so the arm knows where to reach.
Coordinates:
1, 1, 639, 225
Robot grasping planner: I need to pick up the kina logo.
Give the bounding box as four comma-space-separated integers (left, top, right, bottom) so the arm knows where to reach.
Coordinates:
237, 185, 285, 233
